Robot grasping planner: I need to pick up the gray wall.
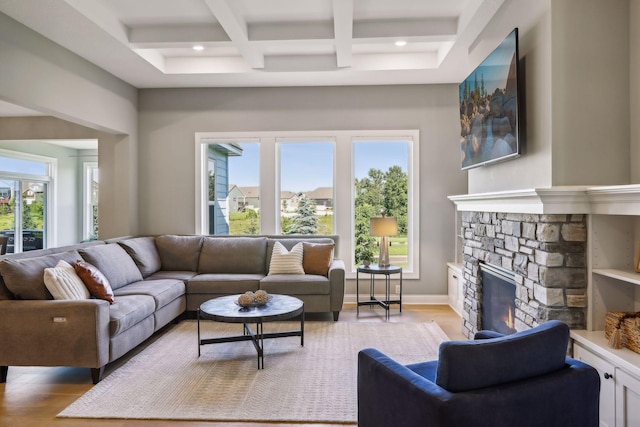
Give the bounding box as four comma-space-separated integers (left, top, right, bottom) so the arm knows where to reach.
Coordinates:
468, 0, 632, 193
632, 0, 640, 181
138, 84, 466, 295
0, 13, 139, 238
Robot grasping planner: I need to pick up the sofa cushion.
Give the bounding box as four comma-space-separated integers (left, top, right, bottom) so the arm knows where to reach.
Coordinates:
198, 237, 267, 274
260, 274, 330, 295
79, 244, 143, 290
118, 237, 161, 277
113, 279, 185, 310
155, 235, 203, 271
268, 242, 304, 275
146, 270, 198, 282
0, 249, 81, 300
435, 320, 570, 392
75, 260, 115, 304
43, 260, 90, 300
302, 242, 334, 276
108, 294, 156, 336
187, 274, 262, 294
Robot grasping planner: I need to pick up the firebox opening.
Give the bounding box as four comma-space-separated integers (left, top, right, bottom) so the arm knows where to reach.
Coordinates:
480, 262, 517, 335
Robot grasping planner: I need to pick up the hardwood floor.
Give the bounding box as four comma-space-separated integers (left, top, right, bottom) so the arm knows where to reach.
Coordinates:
0, 304, 465, 427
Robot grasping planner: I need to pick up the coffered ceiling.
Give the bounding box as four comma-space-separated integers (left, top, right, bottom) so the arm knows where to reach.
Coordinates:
0, 0, 508, 89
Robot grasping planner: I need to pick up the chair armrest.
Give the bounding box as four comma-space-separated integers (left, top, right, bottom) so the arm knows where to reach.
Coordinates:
0, 299, 110, 368
358, 348, 600, 427
328, 259, 345, 312
358, 348, 453, 427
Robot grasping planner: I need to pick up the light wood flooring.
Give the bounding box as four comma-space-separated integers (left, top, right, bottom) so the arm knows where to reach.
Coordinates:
0, 303, 465, 427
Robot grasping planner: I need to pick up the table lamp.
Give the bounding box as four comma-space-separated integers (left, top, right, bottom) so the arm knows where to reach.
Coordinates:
370, 215, 398, 268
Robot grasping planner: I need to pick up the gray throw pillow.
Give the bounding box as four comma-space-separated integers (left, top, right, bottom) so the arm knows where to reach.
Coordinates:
0, 250, 81, 300
118, 236, 161, 277
79, 244, 143, 290
155, 235, 203, 271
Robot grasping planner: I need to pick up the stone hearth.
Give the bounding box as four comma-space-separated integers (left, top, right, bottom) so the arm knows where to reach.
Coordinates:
460, 211, 587, 338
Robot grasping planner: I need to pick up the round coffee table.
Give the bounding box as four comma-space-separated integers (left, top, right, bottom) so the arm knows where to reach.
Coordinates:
197, 294, 304, 369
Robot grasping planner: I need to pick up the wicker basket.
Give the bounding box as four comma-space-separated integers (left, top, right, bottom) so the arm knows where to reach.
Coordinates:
605, 311, 640, 353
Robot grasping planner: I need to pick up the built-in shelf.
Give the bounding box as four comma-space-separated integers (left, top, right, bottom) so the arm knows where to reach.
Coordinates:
571, 330, 640, 379
593, 268, 640, 286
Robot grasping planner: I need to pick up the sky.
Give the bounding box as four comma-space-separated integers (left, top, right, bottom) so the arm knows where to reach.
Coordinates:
228, 141, 408, 192
0, 157, 47, 176
458, 29, 517, 102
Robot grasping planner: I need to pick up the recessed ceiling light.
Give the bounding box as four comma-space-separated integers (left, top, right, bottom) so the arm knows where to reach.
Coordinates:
395, 40, 407, 47
193, 45, 205, 51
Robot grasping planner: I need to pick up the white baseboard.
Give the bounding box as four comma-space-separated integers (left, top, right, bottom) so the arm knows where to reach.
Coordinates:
343, 294, 449, 305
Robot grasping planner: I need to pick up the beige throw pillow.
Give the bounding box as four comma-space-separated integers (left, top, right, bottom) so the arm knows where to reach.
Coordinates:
44, 260, 91, 300
268, 241, 305, 275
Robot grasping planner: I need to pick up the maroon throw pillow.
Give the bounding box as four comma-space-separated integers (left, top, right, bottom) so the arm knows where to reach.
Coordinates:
75, 260, 115, 304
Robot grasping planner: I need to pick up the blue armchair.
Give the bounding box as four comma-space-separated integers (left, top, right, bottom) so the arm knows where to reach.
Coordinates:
358, 320, 600, 427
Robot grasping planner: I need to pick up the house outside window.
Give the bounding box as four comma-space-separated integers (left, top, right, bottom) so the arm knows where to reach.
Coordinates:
277, 139, 334, 235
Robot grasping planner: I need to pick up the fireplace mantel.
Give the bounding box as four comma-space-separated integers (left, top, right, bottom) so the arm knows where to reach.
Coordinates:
449, 184, 640, 215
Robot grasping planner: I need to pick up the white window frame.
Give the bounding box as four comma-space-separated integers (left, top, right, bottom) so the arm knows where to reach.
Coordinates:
195, 130, 420, 279
82, 162, 98, 240
276, 137, 336, 235
351, 135, 417, 276
0, 148, 57, 250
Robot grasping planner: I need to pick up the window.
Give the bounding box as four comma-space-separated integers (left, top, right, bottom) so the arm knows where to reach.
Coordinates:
196, 130, 419, 277
353, 140, 410, 269
204, 141, 260, 235
277, 139, 334, 235
83, 162, 98, 240
0, 150, 54, 253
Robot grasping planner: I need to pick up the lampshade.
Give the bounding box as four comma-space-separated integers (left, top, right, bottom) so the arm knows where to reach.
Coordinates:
370, 216, 398, 237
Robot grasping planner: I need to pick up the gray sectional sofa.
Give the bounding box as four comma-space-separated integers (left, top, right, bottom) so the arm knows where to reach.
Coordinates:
0, 234, 344, 383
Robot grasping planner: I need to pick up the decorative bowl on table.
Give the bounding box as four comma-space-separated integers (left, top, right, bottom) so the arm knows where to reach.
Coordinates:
236, 290, 271, 308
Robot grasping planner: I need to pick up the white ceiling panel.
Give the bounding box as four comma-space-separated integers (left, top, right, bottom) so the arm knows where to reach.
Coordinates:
0, 0, 526, 88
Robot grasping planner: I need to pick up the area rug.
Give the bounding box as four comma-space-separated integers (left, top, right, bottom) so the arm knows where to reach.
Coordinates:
58, 320, 449, 423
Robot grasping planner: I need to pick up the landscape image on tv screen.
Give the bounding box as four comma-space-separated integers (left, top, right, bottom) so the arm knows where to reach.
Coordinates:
459, 28, 519, 170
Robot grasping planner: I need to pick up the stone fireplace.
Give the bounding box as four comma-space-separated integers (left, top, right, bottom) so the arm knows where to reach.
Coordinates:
459, 211, 587, 339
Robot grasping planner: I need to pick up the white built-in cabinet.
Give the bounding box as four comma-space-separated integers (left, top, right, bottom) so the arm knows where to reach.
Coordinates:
447, 262, 463, 316
570, 185, 640, 427
447, 207, 464, 315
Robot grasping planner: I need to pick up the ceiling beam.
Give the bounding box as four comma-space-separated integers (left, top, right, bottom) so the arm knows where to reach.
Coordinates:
203, 0, 264, 68
456, 0, 507, 53
129, 24, 230, 47
62, 0, 129, 43
354, 18, 458, 39
333, 0, 353, 68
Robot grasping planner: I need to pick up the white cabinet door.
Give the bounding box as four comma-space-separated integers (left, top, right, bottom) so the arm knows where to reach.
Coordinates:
616, 369, 640, 427
574, 344, 616, 427
447, 266, 462, 315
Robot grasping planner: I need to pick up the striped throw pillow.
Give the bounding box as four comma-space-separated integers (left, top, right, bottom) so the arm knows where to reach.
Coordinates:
44, 260, 91, 300
268, 241, 305, 275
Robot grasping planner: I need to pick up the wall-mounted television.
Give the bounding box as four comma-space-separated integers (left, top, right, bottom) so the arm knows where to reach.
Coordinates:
459, 28, 521, 170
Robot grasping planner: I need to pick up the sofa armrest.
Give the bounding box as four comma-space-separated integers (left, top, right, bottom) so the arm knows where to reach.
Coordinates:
328, 259, 345, 313
0, 299, 110, 368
